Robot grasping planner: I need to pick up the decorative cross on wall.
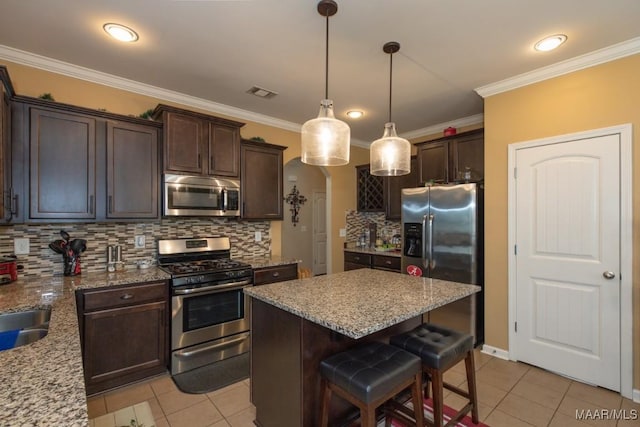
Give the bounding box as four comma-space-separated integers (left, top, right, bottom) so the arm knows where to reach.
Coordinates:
284, 185, 307, 226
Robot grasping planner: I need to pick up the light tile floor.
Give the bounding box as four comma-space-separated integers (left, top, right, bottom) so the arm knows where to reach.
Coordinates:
86, 349, 640, 427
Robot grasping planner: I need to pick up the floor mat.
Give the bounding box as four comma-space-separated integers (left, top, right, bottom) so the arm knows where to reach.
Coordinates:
389, 397, 489, 427
172, 352, 250, 394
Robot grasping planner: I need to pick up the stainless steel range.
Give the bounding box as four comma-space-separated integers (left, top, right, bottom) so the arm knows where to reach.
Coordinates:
157, 237, 253, 375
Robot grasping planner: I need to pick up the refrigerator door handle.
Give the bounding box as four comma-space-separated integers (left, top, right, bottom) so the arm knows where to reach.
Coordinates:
427, 214, 435, 271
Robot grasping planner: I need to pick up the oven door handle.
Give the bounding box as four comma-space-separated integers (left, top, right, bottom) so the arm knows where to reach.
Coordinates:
173, 279, 252, 295
173, 332, 250, 358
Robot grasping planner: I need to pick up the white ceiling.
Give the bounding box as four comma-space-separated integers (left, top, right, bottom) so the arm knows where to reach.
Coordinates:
1, 0, 639, 145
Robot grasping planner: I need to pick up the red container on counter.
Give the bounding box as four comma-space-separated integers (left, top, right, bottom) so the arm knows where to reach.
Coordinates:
0, 257, 18, 284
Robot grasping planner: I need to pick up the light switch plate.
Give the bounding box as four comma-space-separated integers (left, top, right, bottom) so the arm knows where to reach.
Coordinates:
14, 238, 30, 255
339, 228, 346, 237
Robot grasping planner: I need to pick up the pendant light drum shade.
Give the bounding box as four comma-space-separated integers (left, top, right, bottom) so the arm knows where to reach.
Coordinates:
370, 41, 411, 176
301, 99, 350, 166
370, 122, 411, 176
301, 0, 351, 167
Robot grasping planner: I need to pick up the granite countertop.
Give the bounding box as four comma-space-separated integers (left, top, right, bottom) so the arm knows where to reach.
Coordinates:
234, 255, 301, 269
0, 267, 170, 427
244, 269, 480, 339
344, 247, 402, 257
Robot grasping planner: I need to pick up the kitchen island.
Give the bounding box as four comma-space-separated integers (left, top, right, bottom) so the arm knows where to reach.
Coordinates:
244, 268, 480, 427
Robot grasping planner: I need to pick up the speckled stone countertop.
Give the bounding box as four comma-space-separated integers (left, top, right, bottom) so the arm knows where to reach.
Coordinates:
344, 247, 402, 257
234, 255, 301, 269
244, 269, 480, 339
0, 268, 170, 427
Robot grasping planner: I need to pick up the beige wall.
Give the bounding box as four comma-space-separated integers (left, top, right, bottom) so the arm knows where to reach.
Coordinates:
1, 60, 369, 274
484, 54, 640, 389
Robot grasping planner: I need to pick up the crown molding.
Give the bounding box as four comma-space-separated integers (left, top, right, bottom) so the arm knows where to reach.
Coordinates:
401, 113, 485, 142
475, 36, 640, 98
0, 44, 302, 133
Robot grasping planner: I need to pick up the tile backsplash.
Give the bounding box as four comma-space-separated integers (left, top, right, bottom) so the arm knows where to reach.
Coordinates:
0, 218, 270, 279
345, 211, 400, 246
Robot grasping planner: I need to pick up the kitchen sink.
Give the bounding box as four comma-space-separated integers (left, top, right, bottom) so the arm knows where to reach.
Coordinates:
0, 308, 51, 351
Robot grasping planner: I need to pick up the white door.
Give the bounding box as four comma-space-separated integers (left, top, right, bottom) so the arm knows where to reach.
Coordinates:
312, 191, 327, 276
514, 133, 620, 391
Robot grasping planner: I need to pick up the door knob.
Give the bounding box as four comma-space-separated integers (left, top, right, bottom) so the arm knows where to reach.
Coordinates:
602, 271, 615, 279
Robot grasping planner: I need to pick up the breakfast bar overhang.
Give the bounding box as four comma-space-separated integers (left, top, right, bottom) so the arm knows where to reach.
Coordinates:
244, 268, 481, 427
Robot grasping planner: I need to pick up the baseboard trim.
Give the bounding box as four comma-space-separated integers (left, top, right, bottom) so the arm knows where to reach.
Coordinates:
480, 344, 509, 360
633, 388, 640, 403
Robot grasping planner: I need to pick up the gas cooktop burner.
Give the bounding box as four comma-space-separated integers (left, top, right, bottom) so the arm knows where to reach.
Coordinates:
161, 259, 250, 275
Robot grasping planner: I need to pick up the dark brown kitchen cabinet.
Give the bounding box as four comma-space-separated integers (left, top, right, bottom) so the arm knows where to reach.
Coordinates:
253, 263, 299, 285
416, 129, 484, 185
209, 122, 240, 177
344, 250, 401, 273
384, 156, 419, 220
0, 67, 14, 223
356, 164, 384, 212
241, 139, 286, 220
107, 121, 159, 218
10, 95, 162, 222
343, 251, 372, 271
372, 254, 401, 272
77, 281, 169, 395
154, 104, 244, 178
29, 108, 97, 219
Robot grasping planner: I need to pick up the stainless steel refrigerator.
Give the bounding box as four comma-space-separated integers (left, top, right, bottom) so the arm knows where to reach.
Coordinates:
401, 183, 484, 345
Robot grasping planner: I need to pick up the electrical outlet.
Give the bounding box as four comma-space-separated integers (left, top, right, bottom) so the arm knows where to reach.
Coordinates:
14, 238, 30, 255
339, 228, 346, 237
255, 231, 262, 242
134, 235, 146, 248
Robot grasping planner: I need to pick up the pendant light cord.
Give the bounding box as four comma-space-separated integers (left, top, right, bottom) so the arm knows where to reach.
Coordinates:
388, 51, 393, 123
324, 13, 330, 99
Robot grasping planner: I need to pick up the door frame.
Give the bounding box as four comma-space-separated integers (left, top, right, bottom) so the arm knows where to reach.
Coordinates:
311, 189, 327, 276
507, 124, 633, 399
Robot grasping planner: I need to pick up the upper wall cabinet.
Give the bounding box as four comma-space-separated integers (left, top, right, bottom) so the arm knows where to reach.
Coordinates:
153, 104, 244, 178
416, 129, 484, 185
240, 139, 286, 220
384, 156, 419, 220
11, 96, 162, 222
29, 108, 97, 220
107, 121, 159, 219
0, 67, 15, 223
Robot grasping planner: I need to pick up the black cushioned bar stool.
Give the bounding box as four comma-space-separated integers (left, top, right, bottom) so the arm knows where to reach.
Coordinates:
390, 324, 478, 427
319, 341, 425, 427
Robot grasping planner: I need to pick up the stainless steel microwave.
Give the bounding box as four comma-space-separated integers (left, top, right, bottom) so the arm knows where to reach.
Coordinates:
163, 174, 240, 217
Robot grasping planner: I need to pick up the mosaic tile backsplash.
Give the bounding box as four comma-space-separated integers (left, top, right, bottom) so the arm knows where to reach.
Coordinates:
345, 211, 400, 246
0, 218, 270, 279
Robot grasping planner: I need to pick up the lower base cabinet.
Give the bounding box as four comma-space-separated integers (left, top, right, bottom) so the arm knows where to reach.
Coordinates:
77, 281, 169, 395
344, 250, 401, 273
253, 263, 299, 286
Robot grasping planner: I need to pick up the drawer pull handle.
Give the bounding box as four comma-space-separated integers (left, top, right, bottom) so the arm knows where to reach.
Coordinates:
354, 256, 360, 261
385, 260, 392, 265
272, 272, 280, 277
120, 293, 134, 300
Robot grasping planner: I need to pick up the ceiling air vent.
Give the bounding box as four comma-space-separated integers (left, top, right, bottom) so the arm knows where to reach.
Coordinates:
247, 86, 278, 99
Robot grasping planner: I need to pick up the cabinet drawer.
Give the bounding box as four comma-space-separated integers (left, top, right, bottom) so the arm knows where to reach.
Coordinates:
372, 255, 401, 272
254, 264, 298, 285
83, 281, 167, 312
344, 251, 372, 266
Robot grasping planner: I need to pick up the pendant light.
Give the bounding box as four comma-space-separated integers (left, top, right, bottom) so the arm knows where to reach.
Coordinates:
301, 0, 350, 166
370, 42, 411, 176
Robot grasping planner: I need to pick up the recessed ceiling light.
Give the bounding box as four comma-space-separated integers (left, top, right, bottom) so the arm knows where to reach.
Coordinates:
534, 34, 567, 52
103, 23, 139, 43
346, 110, 363, 119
